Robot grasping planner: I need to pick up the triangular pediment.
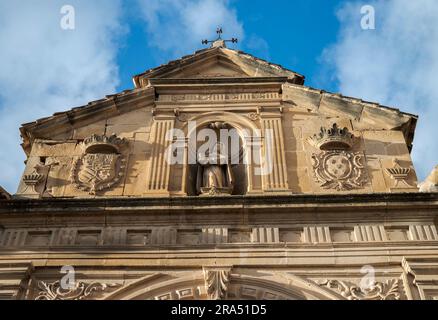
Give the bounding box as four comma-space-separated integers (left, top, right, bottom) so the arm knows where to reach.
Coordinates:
133, 47, 305, 87
171, 58, 250, 78
19, 46, 417, 155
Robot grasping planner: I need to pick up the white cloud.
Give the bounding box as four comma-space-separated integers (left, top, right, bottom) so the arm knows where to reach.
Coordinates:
322, 0, 438, 180
137, 0, 245, 59
246, 34, 270, 61
0, 1, 124, 193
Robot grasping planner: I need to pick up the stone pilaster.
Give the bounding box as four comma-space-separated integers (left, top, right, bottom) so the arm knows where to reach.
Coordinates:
144, 113, 175, 195
260, 110, 289, 192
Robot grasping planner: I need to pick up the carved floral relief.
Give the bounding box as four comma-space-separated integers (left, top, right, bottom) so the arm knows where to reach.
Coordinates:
318, 279, 400, 300
203, 267, 231, 300
35, 280, 119, 300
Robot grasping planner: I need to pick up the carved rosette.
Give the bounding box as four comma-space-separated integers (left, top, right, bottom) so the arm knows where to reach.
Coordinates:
203, 268, 231, 300
247, 112, 259, 121
71, 134, 127, 195
35, 280, 118, 300
318, 279, 401, 300
312, 150, 366, 191
309, 123, 367, 191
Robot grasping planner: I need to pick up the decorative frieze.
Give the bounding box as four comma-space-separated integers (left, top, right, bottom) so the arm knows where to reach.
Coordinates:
75, 230, 102, 246
1, 224, 436, 249
302, 226, 331, 243
150, 228, 177, 245
159, 92, 280, 103
353, 225, 387, 242
51, 228, 76, 246
201, 228, 228, 244
102, 227, 127, 245
25, 231, 52, 246
251, 227, 280, 243
126, 230, 150, 245
408, 225, 438, 241
0, 229, 27, 247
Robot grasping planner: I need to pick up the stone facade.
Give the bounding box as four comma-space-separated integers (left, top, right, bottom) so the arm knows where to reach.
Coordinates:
0, 45, 437, 300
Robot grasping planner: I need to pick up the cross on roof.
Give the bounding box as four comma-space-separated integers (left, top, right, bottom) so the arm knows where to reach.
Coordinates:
202, 27, 238, 48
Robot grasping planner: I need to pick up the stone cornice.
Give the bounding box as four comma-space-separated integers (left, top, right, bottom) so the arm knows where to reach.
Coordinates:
1, 192, 437, 215
19, 87, 155, 156
150, 76, 288, 86
0, 245, 437, 268
0, 186, 11, 200
282, 83, 418, 151
132, 47, 304, 87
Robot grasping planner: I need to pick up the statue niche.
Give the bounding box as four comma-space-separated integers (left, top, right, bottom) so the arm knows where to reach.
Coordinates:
186, 121, 247, 196
196, 142, 234, 196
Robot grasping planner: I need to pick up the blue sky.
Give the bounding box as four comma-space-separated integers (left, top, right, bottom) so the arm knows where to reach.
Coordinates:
0, 0, 437, 192
116, 0, 344, 92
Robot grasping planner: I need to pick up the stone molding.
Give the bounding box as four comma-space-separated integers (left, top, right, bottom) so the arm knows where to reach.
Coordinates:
159, 92, 280, 103
1, 223, 437, 249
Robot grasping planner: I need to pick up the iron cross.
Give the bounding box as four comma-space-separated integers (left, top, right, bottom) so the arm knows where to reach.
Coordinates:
202, 27, 238, 47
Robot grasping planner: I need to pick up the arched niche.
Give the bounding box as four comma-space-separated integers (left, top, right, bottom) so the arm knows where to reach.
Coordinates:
181, 112, 262, 196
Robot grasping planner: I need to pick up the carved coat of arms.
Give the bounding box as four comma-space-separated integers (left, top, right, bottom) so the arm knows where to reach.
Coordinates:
71, 134, 127, 195
308, 123, 367, 191
312, 150, 366, 191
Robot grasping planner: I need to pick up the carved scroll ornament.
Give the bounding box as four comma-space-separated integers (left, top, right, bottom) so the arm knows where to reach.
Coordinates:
35, 280, 118, 300
318, 279, 400, 300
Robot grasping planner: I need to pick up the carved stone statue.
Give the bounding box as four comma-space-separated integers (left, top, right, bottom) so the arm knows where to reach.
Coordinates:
418, 165, 438, 192
196, 142, 233, 195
